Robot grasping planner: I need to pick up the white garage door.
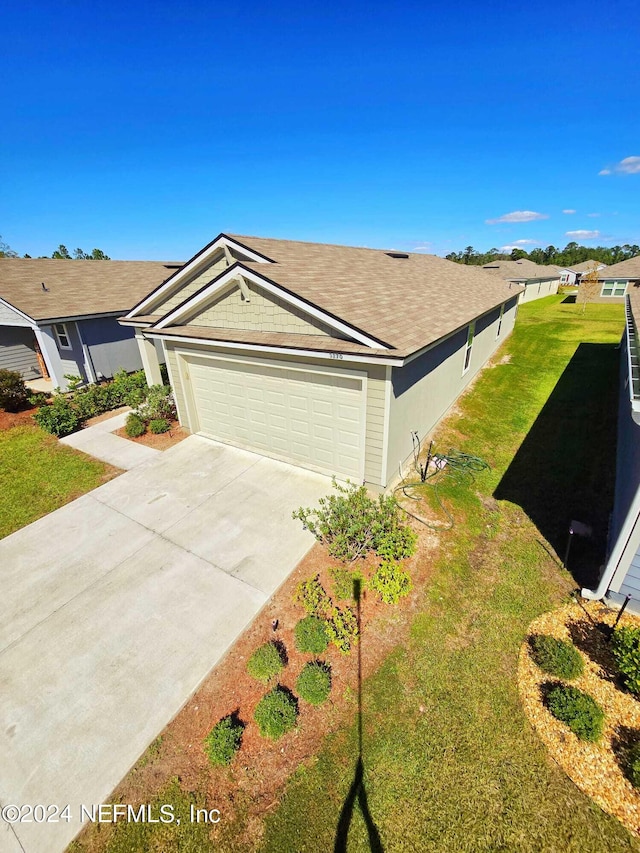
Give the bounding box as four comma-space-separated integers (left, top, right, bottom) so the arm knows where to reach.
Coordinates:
186, 356, 365, 479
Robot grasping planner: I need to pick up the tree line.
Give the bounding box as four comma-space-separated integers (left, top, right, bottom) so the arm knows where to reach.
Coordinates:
0, 236, 110, 260
445, 242, 640, 268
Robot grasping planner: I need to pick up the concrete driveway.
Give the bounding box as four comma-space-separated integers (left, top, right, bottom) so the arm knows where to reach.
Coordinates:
0, 436, 331, 853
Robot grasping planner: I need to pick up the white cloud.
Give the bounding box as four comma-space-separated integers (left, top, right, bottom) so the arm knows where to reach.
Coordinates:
410, 242, 432, 253
562, 209, 576, 214
599, 156, 640, 176
565, 230, 600, 240
485, 210, 549, 225
587, 212, 600, 217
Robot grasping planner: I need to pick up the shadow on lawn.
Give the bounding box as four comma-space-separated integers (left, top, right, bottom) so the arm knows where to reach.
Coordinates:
495, 342, 619, 589
334, 579, 384, 853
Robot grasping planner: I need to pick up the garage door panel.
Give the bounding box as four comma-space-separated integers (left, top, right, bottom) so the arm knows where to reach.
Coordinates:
187, 357, 364, 479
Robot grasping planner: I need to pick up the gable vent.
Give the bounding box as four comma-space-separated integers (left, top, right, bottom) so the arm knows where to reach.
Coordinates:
386, 251, 409, 259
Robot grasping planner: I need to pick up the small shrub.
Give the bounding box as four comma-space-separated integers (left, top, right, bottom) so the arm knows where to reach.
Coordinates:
530, 634, 584, 680
628, 742, 640, 788
33, 395, 80, 436
125, 413, 146, 438
293, 479, 416, 563
370, 559, 412, 604
326, 605, 358, 654
135, 384, 177, 421
27, 391, 50, 407
330, 566, 365, 601
0, 369, 29, 412
612, 626, 640, 695
294, 616, 329, 654
247, 642, 285, 682
546, 684, 604, 742
296, 661, 331, 705
254, 687, 298, 739
295, 575, 332, 616
204, 715, 244, 766
149, 418, 170, 434
111, 368, 148, 407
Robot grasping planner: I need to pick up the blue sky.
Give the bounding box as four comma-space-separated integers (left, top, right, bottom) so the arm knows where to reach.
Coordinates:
2, 0, 639, 260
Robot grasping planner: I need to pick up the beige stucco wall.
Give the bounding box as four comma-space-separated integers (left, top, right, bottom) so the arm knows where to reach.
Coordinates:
185, 280, 340, 336
386, 299, 518, 481
520, 279, 559, 303
164, 341, 387, 486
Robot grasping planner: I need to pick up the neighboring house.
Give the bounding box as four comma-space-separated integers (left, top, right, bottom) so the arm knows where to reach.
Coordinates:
558, 259, 608, 287
579, 256, 640, 304
583, 281, 640, 613
0, 259, 179, 390
480, 259, 560, 302
122, 233, 523, 489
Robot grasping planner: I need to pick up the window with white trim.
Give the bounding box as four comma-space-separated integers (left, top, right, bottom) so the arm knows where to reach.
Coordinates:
496, 304, 504, 339
54, 323, 72, 349
601, 280, 628, 298
463, 321, 475, 374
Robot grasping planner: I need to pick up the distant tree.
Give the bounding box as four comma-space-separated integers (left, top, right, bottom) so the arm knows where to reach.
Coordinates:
87, 248, 110, 260
52, 244, 72, 259
510, 248, 527, 260
0, 235, 18, 258
52, 244, 110, 260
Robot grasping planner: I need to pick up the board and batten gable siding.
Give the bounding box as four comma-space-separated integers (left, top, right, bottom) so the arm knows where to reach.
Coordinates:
79, 317, 143, 379
163, 341, 387, 486
185, 281, 341, 337
0, 301, 32, 327
0, 326, 41, 378
152, 255, 231, 315
386, 300, 517, 479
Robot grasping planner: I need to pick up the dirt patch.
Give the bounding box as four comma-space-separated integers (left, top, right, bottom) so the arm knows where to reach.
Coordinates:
84, 406, 131, 427
519, 600, 640, 837
114, 420, 190, 450
73, 526, 439, 851
0, 406, 37, 431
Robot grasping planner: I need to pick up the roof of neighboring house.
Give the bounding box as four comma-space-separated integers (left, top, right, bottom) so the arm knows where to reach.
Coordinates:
0, 259, 180, 322
480, 259, 561, 281
149, 234, 524, 357
571, 260, 608, 273
596, 257, 640, 280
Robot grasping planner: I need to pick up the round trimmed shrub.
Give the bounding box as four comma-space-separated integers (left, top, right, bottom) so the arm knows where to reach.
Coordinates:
294, 616, 329, 654
296, 661, 331, 705
611, 625, 640, 695
246, 642, 285, 683
33, 396, 80, 436
530, 634, 584, 680
149, 418, 171, 434
370, 559, 412, 604
546, 684, 604, 742
125, 413, 146, 438
204, 715, 244, 766
254, 687, 298, 739
0, 369, 29, 412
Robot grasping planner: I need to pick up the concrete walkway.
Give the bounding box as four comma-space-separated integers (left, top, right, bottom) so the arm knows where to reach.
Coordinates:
60, 409, 160, 470
0, 436, 331, 853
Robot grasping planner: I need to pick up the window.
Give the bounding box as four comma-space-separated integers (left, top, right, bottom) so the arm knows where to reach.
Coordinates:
54, 323, 71, 349
601, 280, 628, 298
496, 304, 504, 339
463, 322, 475, 374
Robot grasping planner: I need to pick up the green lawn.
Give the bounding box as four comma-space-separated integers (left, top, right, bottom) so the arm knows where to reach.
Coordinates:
0, 424, 113, 538
73, 296, 637, 853
255, 297, 637, 852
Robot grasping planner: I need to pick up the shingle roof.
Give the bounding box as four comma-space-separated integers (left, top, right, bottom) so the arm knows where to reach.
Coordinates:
480, 259, 560, 280
0, 259, 179, 322
571, 260, 608, 273
215, 235, 522, 355
597, 257, 640, 280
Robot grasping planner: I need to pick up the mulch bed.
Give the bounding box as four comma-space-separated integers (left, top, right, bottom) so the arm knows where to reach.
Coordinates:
0, 406, 37, 431
74, 525, 439, 851
113, 419, 189, 450
518, 600, 640, 836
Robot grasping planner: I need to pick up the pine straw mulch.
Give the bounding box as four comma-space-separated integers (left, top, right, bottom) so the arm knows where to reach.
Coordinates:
518, 599, 640, 837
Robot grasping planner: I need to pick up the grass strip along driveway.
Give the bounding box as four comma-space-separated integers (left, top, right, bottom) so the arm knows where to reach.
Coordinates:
0, 424, 114, 538
258, 296, 637, 852
71, 296, 637, 852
